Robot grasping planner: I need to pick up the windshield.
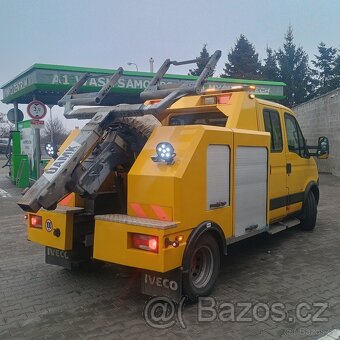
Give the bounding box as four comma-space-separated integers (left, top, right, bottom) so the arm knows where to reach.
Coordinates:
169, 112, 227, 127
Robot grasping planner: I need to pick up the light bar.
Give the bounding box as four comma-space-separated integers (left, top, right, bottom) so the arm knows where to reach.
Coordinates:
202, 85, 256, 95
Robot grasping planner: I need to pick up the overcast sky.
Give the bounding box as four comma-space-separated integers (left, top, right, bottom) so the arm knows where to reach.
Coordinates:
0, 0, 339, 129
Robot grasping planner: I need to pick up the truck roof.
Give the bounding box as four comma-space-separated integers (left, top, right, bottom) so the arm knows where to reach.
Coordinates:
256, 97, 293, 113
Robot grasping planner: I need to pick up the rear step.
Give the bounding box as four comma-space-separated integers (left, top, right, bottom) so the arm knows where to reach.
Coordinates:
268, 217, 300, 235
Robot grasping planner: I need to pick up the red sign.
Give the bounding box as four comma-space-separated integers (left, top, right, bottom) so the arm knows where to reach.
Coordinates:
31, 119, 45, 129
27, 100, 47, 120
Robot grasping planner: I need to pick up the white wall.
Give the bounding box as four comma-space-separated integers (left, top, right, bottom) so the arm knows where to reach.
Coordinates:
293, 88, 340, 176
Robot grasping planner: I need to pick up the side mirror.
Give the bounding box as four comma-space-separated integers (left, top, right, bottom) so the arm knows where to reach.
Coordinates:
317, 136, 329, 159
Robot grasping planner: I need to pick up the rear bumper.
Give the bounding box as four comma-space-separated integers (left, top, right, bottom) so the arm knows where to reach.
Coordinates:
27, 206, 83, 250
93, 214, 187, 273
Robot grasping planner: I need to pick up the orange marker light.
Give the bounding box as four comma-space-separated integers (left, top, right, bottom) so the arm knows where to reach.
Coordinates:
176, 235, 184, 242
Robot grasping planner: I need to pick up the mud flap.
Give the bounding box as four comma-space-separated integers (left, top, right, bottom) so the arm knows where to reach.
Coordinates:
141, 268, 182, 302
45, 246, 73, 269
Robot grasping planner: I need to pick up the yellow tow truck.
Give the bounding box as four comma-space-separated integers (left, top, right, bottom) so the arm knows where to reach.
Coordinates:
18, 51, 329, 302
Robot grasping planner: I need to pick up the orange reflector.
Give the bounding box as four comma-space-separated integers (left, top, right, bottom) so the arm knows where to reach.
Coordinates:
131, 233, 158, 253
149, 99, 161, 105
217, 94, 232, 104
30, 215, 42, 229
59, 194, 72, 207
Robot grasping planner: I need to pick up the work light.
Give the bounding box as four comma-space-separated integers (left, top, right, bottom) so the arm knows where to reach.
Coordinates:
45, 143, 58, 159
152, 142, 176, 164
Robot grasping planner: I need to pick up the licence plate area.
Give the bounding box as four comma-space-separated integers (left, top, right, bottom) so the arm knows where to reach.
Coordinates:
141, 269, 182, 302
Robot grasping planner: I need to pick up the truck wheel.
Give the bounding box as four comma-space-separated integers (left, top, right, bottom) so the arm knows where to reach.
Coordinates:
300, 191, 317, 231
183, 234, 220, 303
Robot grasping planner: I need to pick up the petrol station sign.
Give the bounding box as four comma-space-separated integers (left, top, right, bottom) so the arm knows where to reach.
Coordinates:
2, 64, 285, 104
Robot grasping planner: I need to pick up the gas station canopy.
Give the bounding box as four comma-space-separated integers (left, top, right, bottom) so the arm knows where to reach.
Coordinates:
1, 63, 285, 106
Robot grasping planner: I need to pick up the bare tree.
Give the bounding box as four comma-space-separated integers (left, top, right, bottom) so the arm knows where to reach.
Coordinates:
0, 112, 14, 137
41, 116, 69, 145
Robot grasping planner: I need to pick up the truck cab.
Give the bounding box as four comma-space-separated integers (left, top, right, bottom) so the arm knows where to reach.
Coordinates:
163, 90, 321, 226
19, 51, 329, 302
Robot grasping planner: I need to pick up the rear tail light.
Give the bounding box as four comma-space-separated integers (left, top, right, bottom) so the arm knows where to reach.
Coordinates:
132, 233, 158, 253
30, 215, 42, 229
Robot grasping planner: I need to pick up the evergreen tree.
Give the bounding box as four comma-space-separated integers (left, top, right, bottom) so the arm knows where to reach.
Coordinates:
312, 42, 338, 95
261, 47, 280, 81
330, 53, 340, 90
221, 34, 262, 79
189, 44, 214, 77
276, 26, 313, 106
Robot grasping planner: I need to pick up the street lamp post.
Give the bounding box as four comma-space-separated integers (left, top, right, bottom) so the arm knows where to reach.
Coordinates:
149, 57, 154, 73
127, 62, 138, 72
47, 105, 54, 144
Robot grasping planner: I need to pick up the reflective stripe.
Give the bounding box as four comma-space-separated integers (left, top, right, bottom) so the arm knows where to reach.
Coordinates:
150, 205, 171, 221
130, 203, 148, 218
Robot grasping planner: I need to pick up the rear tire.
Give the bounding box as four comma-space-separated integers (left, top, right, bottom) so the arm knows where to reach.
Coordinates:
183, 234, 220, 303
300, 191, 317, 231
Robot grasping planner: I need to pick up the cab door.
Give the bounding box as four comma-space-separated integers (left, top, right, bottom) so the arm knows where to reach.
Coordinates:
283, 112, 313, 214
258, 104, 288, 223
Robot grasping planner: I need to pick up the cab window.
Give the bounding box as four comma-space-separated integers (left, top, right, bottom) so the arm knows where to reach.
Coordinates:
169, 112, 227, 127
284, 113, 308, 157
263, 109, 283, 152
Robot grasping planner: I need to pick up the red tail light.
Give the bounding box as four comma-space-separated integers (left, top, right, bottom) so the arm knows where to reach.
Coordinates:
132, 233, 158, 253
30, 215, 42, 229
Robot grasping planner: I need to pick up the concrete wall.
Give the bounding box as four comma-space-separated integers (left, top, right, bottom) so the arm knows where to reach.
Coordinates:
293, 88, 340, 176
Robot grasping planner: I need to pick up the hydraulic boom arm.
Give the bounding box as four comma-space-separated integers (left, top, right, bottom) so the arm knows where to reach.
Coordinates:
17, 51, 221, 213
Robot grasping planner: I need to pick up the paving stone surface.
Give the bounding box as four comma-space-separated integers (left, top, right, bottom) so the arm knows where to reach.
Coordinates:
0, 158, 339, 339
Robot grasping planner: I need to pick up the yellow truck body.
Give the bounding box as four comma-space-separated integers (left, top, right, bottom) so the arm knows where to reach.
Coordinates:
26, 89, 327, 301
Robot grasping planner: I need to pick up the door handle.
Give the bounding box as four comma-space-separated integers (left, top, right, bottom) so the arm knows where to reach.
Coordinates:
286, 163, 292, 174
209, 201, 227, 209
